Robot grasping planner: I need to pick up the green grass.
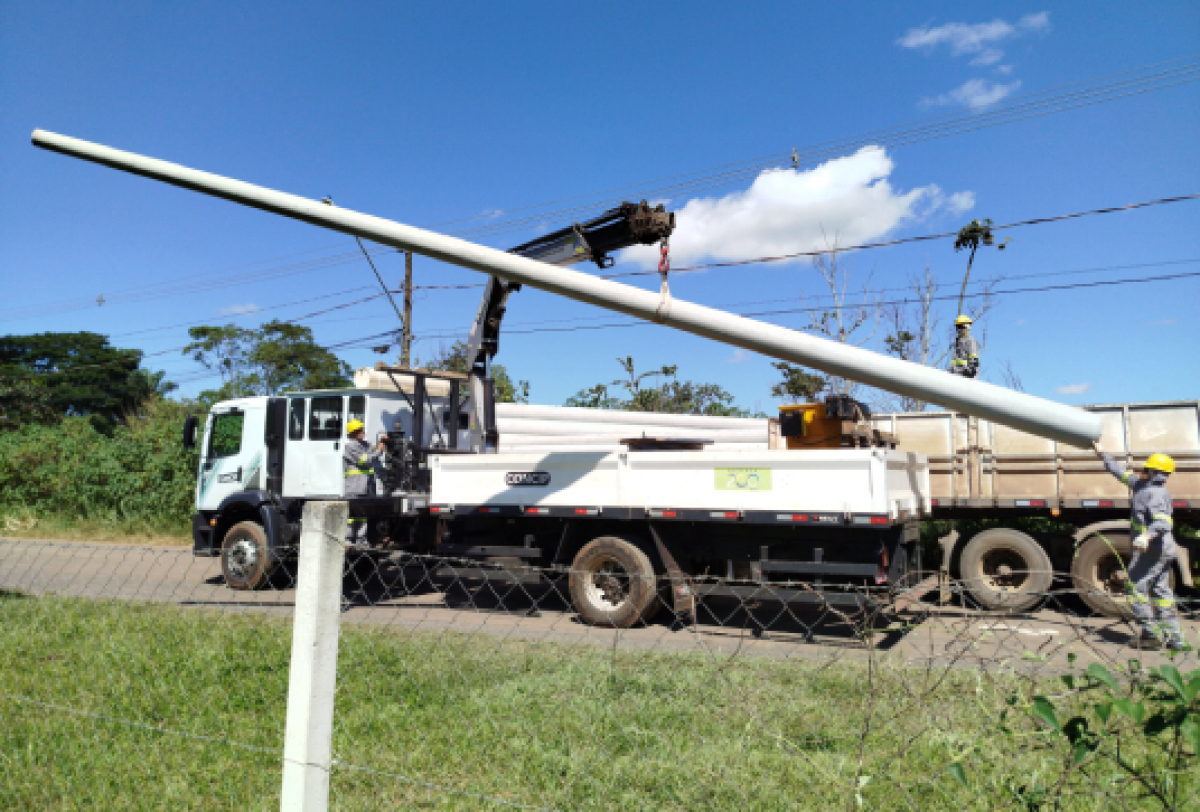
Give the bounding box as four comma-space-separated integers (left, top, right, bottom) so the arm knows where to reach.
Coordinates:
0, 592, 1192, 811
0, 508, 190, 544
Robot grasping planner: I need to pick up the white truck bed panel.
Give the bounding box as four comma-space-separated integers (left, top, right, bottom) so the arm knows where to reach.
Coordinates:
431, 449, 930, 519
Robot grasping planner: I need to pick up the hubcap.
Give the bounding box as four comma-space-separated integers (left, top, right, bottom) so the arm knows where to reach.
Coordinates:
226, 538, 258, 578
981, 549, 1029, 591
583, 556, 631, 610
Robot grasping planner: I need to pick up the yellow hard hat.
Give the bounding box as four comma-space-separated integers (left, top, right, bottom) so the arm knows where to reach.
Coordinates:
955, 315, 973, 326
1144, 453, 1175, 474
346, 419, 365, 436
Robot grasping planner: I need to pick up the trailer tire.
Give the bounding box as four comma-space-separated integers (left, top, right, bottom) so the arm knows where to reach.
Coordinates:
569, 537, 661, 628
959, 528, 1052, 613
1072, 531, 1174, 619
221, 521, 276, 591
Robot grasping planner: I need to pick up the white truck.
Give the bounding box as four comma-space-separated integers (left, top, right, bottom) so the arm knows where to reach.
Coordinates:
184, 372, 927, 626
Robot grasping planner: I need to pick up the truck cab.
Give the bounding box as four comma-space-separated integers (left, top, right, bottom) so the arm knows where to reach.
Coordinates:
186, 371, 472, 589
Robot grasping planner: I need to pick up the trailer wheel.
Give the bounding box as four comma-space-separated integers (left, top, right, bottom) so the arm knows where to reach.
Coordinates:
1071, 531, 1174, 619
221, 521, 276, 591
569, 537, 661, 628
959, 528, 1052, 613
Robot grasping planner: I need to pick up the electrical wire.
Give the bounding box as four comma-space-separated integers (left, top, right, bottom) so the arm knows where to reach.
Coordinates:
5, 58, 1195, 326
433, 55, 1200, 235
449, 59, 1200, 240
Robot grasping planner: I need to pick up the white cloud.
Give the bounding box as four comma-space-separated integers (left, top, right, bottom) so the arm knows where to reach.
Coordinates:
921, 79, 1022, 110
897, 13, 1050, 63
996, 64, 1015, 75
222, 303, 260, 316
1056, 382, 1092, 395
947, 191, 976, 215
725, 349, 749, 364
620, 147, 972, 269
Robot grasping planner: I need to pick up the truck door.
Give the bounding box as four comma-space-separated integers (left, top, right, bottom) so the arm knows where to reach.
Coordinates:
304, 395, 347, 498
196, 407, 253, 511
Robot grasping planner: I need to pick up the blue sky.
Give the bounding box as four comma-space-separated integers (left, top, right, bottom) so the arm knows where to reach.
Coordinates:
2, 1, 1198, 412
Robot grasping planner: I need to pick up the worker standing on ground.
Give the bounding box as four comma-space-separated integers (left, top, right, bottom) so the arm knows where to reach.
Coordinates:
343, 420, 387, 548
949, 315, 980, 378
1093, 442, 1186, 650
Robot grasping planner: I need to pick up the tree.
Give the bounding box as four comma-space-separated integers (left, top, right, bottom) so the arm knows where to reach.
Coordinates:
0, 375, 57, 432
416, 340, 529, 404
0, 332, 160, 431
183, 321, 352, 400
953, 218, 1007, 315
769, 361, 826, 403
799, 237, 881, 400
882, 263, 997, 411
566, 356, 751, 416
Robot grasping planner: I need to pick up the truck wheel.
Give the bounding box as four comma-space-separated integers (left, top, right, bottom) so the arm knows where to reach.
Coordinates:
221, 521, 277, 591
959, 528, 1052, 613
1071, 531, 1175, 619
569, 537, 660, 628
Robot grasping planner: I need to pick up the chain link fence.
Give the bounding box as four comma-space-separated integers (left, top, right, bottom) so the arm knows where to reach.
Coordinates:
2, 535, 1197, 810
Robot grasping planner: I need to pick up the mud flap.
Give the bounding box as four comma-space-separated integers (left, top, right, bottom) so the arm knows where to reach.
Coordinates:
648, 524, 695, 623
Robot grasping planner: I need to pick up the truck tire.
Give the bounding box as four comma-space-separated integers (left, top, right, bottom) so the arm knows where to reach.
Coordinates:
1071, 531, 1175, 619
569, 537, 661, 628
221, 521, 277, 591
959, 528, 1053, 613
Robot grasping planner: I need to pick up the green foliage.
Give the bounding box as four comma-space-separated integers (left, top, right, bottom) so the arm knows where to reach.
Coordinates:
953, 218, 996, 254
769, 361, 826, 403
184, 320, 351, 401
0, 398, 199, 533
972, 655, 1199, 809
0, 374, 58, 431
208, 412, 244, 457
416, 340, 529, 404
0, 331, 164, 432
567, 356, 752, 416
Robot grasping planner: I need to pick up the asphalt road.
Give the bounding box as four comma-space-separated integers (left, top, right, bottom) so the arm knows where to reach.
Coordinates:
3, 537, 1197, 673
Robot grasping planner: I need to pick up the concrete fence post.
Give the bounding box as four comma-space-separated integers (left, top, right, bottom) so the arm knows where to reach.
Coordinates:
280, 501, 347, 812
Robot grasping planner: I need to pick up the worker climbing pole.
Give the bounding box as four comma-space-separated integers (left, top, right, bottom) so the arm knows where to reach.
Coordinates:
949, 315, 980, 378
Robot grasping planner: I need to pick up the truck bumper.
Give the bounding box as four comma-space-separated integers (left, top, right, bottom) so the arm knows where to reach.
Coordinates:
192, 513, 218, 557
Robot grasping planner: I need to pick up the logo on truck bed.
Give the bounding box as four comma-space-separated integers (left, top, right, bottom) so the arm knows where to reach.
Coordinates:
715, 467, 772, 491
506, 471, 552, 487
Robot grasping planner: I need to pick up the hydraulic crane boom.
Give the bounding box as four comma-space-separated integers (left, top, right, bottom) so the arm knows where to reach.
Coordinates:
462, 202, 676, 451
30, 129, 1103, 447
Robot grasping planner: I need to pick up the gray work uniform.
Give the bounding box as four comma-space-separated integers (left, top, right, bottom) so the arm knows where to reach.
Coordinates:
1101, 453, 1183, 645
343, 436, 382, 544
949, 330, 980, 378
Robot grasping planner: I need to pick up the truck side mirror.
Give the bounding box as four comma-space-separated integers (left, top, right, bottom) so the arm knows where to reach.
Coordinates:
182, 415, 199, 450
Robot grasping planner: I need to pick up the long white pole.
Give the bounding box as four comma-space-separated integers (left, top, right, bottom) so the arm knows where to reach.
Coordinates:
32, 129, 1102, 446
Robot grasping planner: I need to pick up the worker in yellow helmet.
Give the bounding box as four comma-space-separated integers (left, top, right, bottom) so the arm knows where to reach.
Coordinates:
343, 418, 387, 548
1093, 443, 1186, 650
948, 315, 979, 378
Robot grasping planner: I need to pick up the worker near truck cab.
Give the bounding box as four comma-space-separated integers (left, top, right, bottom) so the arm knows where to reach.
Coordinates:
949, 315, 980, 378
1093, 443, 1186, 650
343, 419, 387, 548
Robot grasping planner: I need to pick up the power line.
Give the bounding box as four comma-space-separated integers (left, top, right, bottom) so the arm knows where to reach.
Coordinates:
8, 58, 1195, 325
450, 58, 1200, 240
378, 267, 1200, 346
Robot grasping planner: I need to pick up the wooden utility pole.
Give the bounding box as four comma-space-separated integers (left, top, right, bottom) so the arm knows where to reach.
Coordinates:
400, 251, 413, 367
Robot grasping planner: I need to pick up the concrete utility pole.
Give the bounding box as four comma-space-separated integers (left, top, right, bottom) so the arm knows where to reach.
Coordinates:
401, 251, 413, 368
